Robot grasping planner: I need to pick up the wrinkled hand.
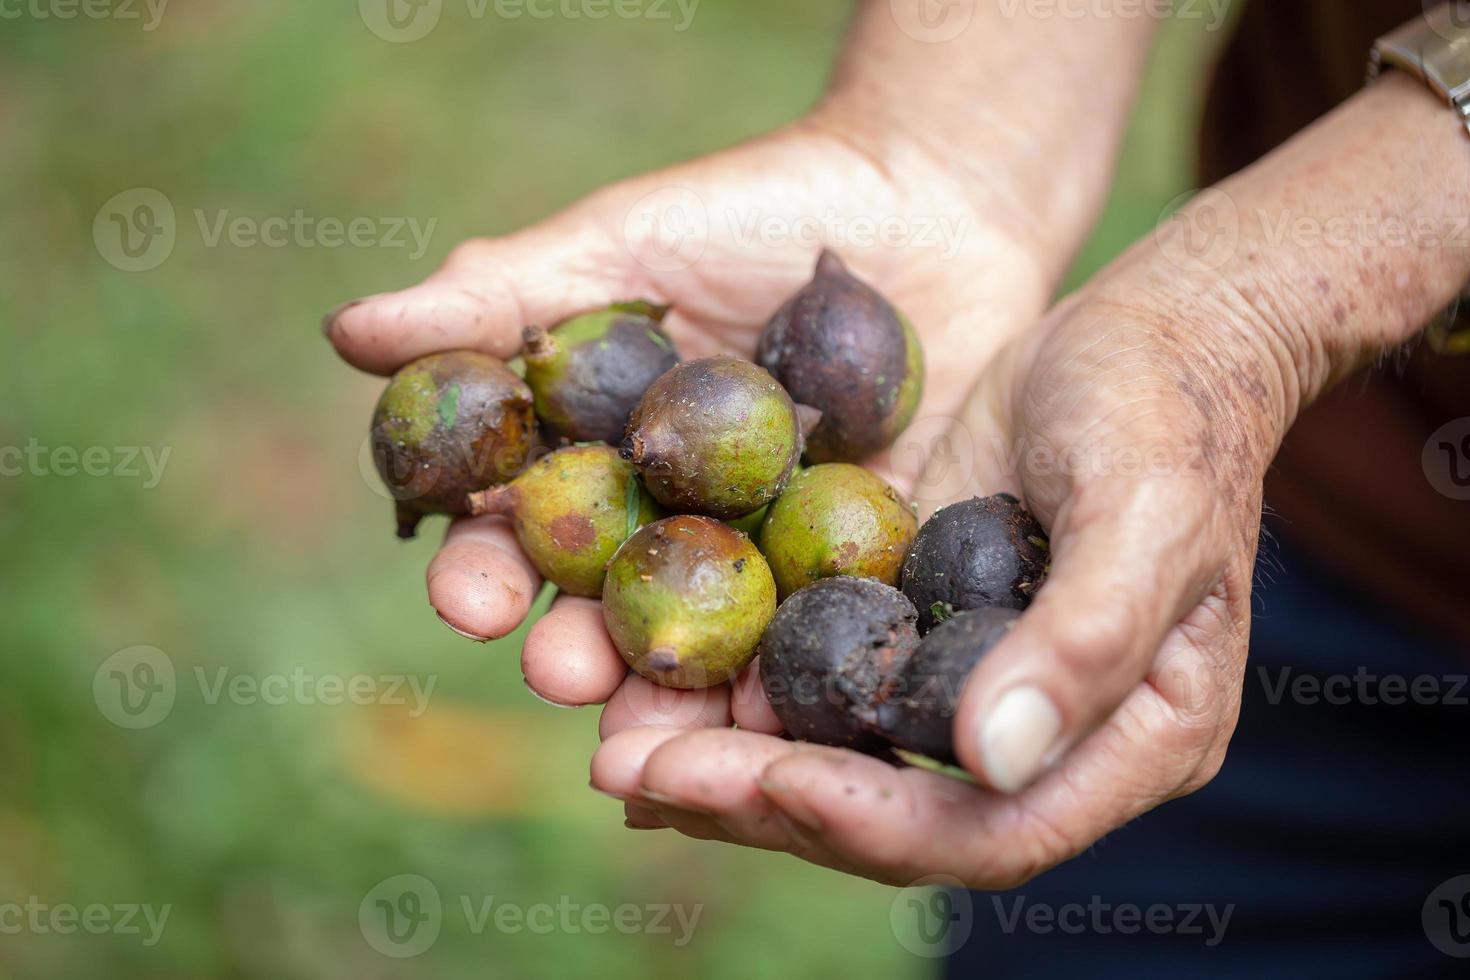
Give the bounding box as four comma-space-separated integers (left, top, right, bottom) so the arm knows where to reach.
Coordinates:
580, 72, 1470, 886
324, 115, 1051, 813
331, 70, 1470, 890
587, 259, 1274, 886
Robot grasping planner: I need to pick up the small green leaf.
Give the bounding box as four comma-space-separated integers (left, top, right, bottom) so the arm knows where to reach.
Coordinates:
893, 749, 977, 782
611, 300, 670, 321
436, 383, 461, 429
929, 601, 956, 625
624, 478, 640, 539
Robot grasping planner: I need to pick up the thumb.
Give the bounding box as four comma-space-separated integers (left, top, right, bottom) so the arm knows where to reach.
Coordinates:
951, 475, 1225, 792
324, 212, 635, 375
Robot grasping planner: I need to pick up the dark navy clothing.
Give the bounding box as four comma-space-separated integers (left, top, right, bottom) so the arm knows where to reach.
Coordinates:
945, 529, 1470, 978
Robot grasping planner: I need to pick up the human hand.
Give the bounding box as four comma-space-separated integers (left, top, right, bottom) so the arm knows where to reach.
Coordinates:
589, 72, 1470, 882
325, 114, 1054, 733
589, 270, 1267, 880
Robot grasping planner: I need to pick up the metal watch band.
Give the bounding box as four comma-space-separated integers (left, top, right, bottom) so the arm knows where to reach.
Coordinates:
1368, 3, 1470, 138
1369, 4, 1470, 352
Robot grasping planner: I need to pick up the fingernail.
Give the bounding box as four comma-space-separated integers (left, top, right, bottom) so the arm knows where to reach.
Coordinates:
321, 297, 364, 338
639, 789, 714, 816
624, 802, 668, 830
435, 610, 489, 642
624, 819, 667, 831
758, 776, 823, 832
977, 685, 1062, 794
525, 679, 580, 709
770, 809, 815, 849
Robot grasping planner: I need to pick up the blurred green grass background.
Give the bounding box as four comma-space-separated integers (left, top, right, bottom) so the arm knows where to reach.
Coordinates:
0, 4, 1223, 977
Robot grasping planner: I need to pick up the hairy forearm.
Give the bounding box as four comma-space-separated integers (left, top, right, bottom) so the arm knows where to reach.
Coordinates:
1097, 71, 1470, 465
810, 0, 1159, 279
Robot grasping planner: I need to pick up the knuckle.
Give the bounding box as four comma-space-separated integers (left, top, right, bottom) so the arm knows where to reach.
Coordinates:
444, 236, 497, 269
976, 802, 1082, 891
1175, 740, 1229, 798
1047, 600, 1143, 677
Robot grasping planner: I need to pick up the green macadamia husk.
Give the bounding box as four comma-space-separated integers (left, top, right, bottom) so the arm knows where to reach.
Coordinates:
468, 444, 661, 597
602, 515, 776, 689
757, 463, 917, 599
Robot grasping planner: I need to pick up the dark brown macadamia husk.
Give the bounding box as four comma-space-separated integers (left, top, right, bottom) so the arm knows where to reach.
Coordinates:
901, 493, 1050, 633
371, 350, 536, 539
875, 606, 1020, 764
757, 249, 922, 462
758, 577, 920, 751
522, 303, 679, 444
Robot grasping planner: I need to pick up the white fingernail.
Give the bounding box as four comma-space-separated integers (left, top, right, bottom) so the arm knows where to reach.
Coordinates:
524, 679, 580, 710
435, 610, 489, 642
977, 685, 1062, 793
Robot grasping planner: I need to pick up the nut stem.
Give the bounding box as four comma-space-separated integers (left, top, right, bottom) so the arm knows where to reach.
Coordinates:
795, 403, 823, 439
466, 485, 517, 517
521, 324, 558, 362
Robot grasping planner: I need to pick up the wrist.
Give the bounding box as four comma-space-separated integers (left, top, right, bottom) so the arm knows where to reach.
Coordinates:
806, 1, 1157, 289
1106, 71, 1470, 444
797, 96, 1098, 292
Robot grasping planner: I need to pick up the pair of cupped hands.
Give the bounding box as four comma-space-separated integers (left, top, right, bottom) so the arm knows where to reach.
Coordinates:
325, 117, 1265, 889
